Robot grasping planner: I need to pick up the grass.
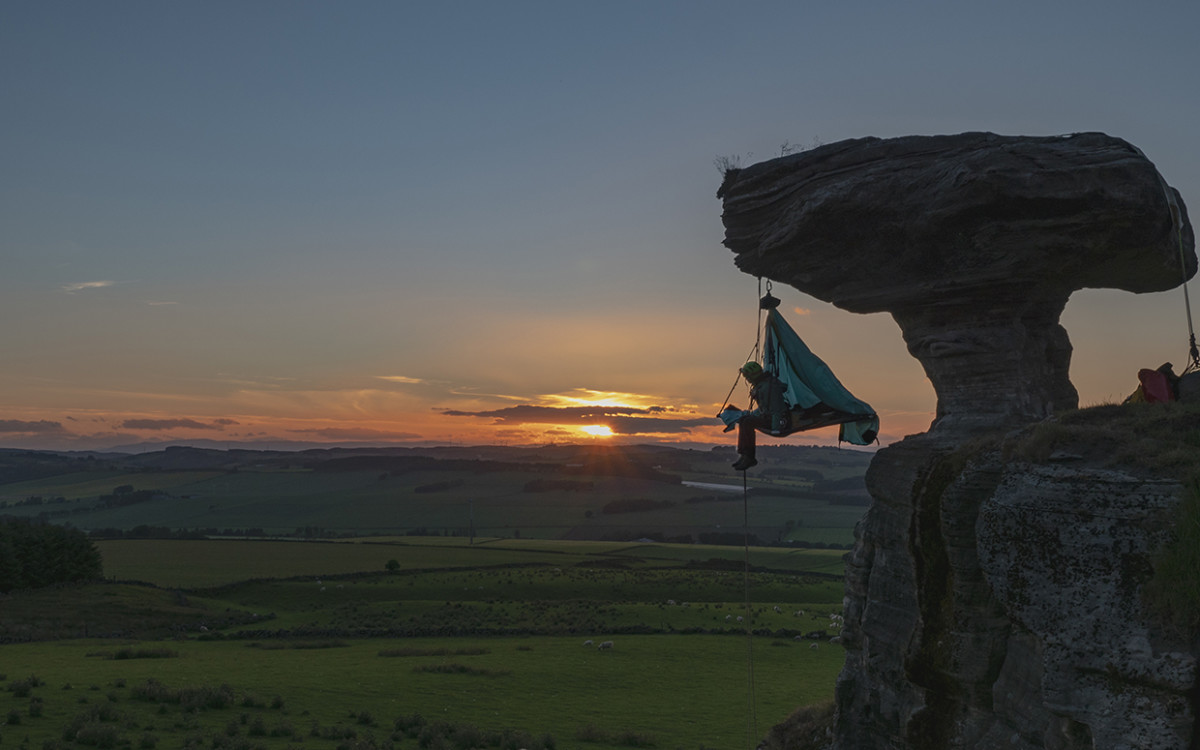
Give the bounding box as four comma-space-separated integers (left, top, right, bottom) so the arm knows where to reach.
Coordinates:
0, 635, 845, 750
2, 535, 850, 748
1006, 400, 1200, 479
95, 537, 848, 589
1, 447, 864, 748
0, 471, 224, 503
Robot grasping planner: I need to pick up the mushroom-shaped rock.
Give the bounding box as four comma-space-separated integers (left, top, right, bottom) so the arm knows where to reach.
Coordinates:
718, 132, 1195, 435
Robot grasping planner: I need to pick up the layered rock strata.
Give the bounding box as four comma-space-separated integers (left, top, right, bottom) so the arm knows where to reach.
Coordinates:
717, 132, 1198, 749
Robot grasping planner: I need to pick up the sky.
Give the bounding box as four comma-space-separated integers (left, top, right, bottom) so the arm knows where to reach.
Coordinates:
2, 1, 1199, 453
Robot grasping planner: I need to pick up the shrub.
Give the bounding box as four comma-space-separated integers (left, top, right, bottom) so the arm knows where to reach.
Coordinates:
112, 648, 178, 661
393, 713, 426, 738
70, 723, 121, 749
246, 718, 266, 737
8, 676, 43, 698
268, 722, 297, 738
411, 664, 509, 677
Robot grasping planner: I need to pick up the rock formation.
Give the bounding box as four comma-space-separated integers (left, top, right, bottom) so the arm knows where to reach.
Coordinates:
720, 131, 1194, 436
718, 132, 1198, 749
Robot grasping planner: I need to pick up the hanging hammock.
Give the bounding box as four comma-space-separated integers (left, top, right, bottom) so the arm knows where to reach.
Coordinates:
721, 293, 880, 446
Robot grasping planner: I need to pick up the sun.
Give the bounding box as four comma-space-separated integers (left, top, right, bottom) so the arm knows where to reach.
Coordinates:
579, 424, 614, 438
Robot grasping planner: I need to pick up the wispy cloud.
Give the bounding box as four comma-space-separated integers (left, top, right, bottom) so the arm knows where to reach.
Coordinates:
376, 375, 425, 385
793, 306, 812, 316
62, 280, 116, 293
301, 427, 424, 440
441, 404, 712, 435
0, 419, 68, 434
121, 418, 223, 431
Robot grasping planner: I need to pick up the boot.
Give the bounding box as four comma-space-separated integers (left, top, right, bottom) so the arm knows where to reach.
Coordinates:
731, 454, 758, 471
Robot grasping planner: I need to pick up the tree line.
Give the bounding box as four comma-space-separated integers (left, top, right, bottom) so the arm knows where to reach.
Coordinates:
0, 517, 103, 592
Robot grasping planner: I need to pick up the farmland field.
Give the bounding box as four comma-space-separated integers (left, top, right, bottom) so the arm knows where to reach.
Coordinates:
0, 444, 872, 546
2, 536, 851, 749
0, 635, 843, 750
1, 445, 864, 748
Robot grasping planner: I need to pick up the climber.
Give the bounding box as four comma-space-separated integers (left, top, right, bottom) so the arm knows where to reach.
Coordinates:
726, 361, 791, 471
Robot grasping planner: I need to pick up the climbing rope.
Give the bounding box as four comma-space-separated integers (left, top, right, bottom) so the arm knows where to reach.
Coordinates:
716, 278, 771, 416
741, 468, 759, 750
1163, 185, 1199, 374
1175, 219, 1200, 374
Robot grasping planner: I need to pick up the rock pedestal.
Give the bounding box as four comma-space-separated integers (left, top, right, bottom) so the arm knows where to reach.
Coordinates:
719, 131, 1193, 436
718, 132, 1198, 749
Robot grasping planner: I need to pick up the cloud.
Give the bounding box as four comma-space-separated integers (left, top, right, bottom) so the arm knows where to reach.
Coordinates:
602, 415, 715, 435
793, 307, 812, 316
213, 418, 239, 425
0, 419, 68, 435
376, 375, 425, 385
121, 418, 221, 431
442, 404, 653, 425
302, 427, 424, 440
442, 404, 714, 436
61, 280, 115, 293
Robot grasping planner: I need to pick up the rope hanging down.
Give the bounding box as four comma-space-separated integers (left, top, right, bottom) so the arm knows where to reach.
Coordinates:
716, 278, 772, 416
1175, 212, 1200, 374
1164, 184, 1199, 374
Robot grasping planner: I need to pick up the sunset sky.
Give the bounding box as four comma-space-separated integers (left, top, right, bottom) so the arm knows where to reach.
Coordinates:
3, 1, 1199, 452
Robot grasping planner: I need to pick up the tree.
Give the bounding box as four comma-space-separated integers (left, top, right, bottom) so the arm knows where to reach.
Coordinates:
0, 519, 102, 592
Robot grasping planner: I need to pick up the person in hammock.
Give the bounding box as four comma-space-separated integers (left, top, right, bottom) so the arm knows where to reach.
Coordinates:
728, 361, 791, 471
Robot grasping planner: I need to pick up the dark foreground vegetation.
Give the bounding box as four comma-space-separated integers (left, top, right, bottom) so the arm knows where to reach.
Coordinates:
0, 518, 102, 592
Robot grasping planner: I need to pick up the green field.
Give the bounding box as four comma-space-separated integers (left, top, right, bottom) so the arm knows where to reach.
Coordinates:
1, 446, 861, 748
1, 537, 850, 750
95, 537, 849, 588
0, 635, 843, 750
0, 444, 871, 546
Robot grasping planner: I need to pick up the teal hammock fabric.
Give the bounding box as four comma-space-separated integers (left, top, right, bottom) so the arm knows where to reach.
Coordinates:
763, 309, 879, 445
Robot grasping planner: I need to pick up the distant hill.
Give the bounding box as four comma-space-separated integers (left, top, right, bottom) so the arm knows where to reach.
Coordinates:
0, 443, 873, 548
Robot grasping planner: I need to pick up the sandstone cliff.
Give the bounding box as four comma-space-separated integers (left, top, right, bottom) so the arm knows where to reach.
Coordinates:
718, 132, 1199, 749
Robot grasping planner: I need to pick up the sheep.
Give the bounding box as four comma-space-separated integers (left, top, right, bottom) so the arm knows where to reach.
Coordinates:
583, 640, 594, 647
809, 643, 819, 650
597, 640, 614, 650
829, 636, 842, 644
773, 606, 782, 613
725, 615, 732, 621
736, 616, 744, 622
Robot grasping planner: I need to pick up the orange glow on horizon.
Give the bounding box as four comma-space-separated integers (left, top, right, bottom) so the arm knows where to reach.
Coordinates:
579, 424, 614, 438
